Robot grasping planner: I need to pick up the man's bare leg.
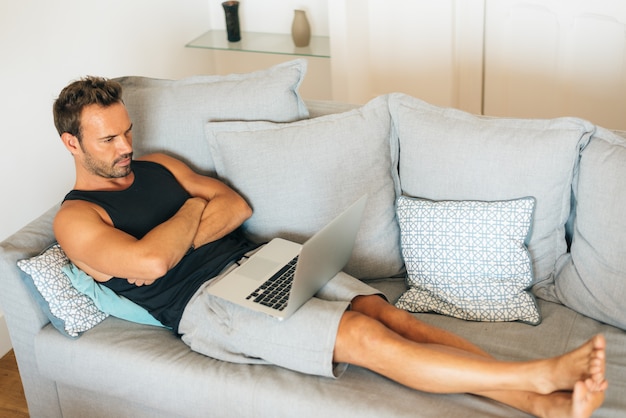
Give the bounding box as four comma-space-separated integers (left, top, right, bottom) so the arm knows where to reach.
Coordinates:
351, 295, 492, 356
334, 311, 605, 393
335, 295, 607, 417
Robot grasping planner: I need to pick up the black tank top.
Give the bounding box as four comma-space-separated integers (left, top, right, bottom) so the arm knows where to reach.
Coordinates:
63, 160, 257, 331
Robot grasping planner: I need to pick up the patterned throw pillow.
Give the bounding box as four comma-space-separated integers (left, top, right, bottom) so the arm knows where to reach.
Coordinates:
395, 196, 541, 324
17, 244, 107, 337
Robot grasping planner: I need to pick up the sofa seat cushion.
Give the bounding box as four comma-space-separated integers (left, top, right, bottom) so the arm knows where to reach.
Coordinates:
35, 313, 484, 418
411, 302, 626, 418
35, 316, 522, 418
35, 278, 626, 417
389, 93, 595, 290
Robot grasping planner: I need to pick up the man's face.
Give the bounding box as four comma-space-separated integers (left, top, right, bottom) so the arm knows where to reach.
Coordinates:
77, 102, 134, 179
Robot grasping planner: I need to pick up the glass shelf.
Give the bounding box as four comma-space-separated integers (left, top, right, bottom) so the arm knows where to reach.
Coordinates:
186, 30, 330, 58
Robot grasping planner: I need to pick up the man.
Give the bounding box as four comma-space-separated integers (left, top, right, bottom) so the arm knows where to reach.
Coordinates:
53, 76, 607, 418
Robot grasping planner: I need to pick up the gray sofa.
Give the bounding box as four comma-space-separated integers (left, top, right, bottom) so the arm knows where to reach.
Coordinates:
1, 60, 625, 417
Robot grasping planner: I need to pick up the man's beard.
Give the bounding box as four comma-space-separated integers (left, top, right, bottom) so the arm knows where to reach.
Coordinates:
83, 151, 133, 179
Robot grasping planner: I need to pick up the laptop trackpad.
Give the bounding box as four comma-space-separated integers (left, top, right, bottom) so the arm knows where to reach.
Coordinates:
236, 257, 280, 281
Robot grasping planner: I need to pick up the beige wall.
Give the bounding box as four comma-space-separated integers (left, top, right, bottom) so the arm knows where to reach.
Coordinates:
484, 0, 626, 129
328, 0, 485, 112
327, 0, 626, 130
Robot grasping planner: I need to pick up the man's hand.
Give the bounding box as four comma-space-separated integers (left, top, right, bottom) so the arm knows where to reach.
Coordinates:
127, 277, 156, 286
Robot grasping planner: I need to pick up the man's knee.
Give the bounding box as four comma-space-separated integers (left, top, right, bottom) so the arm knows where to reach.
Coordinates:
351, 293, 389, 316
333, 310, 390, 365
351, 294, 410, 324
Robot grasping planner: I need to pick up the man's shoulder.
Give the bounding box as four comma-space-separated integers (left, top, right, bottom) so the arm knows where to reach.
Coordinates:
136, 153, 196, 182
136, 153, 177, 166
56, 198, 106, 220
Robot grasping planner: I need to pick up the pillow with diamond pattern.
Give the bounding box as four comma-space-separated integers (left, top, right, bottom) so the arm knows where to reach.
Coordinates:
17, 243, 108, 338
395, 196, 540, 324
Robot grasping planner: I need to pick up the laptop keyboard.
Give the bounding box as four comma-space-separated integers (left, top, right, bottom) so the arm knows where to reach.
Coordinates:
246, 256, 299, 311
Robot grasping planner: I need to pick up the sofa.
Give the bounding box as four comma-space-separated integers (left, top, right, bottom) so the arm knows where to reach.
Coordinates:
1, 59, 625, 417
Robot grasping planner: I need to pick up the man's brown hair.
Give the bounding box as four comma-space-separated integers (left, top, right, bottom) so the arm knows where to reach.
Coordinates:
53, 76, 123, 141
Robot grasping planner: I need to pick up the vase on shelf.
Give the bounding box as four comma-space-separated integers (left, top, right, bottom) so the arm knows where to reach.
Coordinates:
222, 1, 241, 42
291, 9, 311, 47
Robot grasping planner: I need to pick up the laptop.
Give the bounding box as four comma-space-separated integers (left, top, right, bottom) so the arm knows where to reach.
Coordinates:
206, 195, 368, 320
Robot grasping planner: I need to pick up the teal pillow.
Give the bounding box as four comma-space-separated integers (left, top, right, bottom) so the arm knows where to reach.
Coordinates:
395, 196, 540, 324
17, 242, 164, 338
62, 263, 165, 328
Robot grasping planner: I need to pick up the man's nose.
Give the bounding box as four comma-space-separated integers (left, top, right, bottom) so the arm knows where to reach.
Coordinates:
117, 136, 133, 153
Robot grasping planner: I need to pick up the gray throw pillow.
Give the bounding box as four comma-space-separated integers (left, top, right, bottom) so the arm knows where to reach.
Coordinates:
205, 95, 403, 280
116, 59, 309, 175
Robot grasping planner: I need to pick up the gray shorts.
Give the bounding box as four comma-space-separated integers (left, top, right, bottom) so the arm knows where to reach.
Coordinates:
178, 257, 382, 378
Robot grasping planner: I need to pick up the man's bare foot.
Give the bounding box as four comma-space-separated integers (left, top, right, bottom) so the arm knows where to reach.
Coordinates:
571, 379, 607, 418
537, 379, 606, 418
471, 336, 607, 417
536, 334, 606, 394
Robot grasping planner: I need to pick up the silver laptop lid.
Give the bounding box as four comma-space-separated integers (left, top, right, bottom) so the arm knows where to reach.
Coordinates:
281, 194, 368, 317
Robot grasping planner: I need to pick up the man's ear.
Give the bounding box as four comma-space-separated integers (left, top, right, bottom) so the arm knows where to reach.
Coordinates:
60, 133, 81, 155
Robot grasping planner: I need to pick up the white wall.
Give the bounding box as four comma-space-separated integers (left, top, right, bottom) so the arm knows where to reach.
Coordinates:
0, 0, 214, 355
0, 0, 213, 242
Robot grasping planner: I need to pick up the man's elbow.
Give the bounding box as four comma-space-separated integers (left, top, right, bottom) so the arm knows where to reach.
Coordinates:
240, 200, 253, 223
141, 254, 171, 280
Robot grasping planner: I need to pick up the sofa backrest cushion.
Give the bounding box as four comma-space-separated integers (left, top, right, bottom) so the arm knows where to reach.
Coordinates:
389, 93, 595, 288
115, 59, 309, 176
555, 127, 626, 330
205, 95, 403, 280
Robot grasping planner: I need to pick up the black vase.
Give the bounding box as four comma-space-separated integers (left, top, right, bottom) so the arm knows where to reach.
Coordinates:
222, 1, 241, 42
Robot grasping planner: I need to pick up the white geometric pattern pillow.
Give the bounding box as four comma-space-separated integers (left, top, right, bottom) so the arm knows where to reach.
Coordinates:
17, 244, 108, 337
395, 196, 541, 324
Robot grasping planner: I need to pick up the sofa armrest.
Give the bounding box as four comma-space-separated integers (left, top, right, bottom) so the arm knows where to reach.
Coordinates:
0, 204, 63, 418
